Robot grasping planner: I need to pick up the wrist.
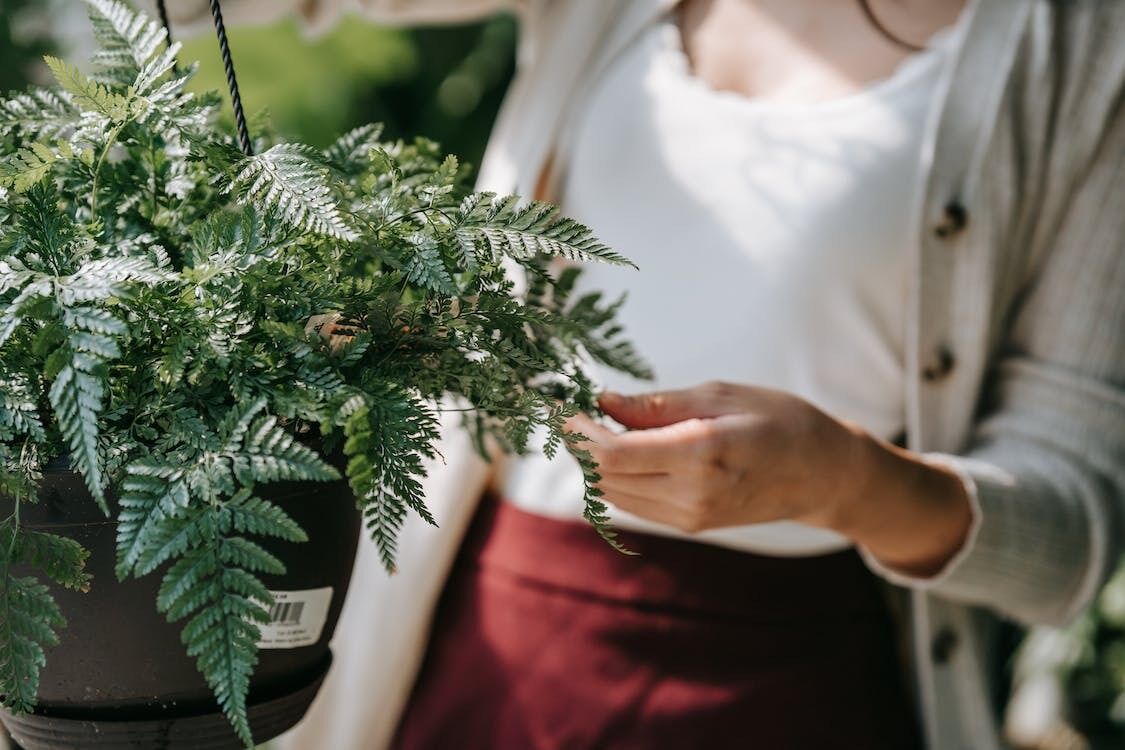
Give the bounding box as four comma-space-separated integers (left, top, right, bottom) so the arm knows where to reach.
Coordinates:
843, 441, 974, 577
818, 423, 886, 537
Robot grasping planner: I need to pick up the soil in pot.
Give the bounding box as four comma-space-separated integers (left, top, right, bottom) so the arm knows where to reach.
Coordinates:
0, 463, 361, 750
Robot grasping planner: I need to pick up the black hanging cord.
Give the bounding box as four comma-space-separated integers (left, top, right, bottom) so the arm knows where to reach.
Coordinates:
207, 0, 253, 155
155, 0, 254, 156
857, 0, 925, 53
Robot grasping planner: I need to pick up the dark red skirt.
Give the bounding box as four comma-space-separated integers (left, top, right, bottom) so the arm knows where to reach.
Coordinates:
392, 496, 921, 750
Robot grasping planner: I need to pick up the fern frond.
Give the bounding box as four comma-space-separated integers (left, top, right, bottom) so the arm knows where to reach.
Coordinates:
226, 144, 357, 241
361, 487, 408, 574
322, 123, 385, 175
0, 377, 46, 443
226, 493, 307, 543
343, 391, 440, 572
0, 143, 59, 193
48, 351, 110, 511
561, 292, 653, 381
237, 416, 340, 484
115, 462, 190, 579
138, 502, 221, 577
218, 537, 284, 576
44, 56, 133, 122
455, 193, 635, 267
62, 306, 128, 337
57, 256, 169, 305
1, 524, 92, 593
0, 573, 65, 713
154, 506, 271, 748
0, 277, 51, 348
0, 518, 85, 710
564, 437, 632, 555
134, 43, 182, 99
404, 235, 457, 295
84, 0, 167, 84
0, 88, 75, 140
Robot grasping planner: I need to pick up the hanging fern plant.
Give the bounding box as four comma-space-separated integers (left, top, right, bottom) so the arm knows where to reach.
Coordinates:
0, 1, 648, 745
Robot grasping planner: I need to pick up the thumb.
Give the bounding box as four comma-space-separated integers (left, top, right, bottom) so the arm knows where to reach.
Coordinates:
599, 387, 729, 429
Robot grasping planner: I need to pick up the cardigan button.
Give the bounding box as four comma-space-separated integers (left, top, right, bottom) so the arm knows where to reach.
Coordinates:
934, 200, 968, 238
931, 626, 959, 664
922, 345, 956, 382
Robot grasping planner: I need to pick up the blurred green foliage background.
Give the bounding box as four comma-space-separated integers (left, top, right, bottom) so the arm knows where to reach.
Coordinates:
177, 15, 515, 169
0, 0, 58, 92
3, 0, 514, 172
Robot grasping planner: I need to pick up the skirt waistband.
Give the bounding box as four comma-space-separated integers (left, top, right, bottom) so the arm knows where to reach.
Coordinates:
464, 495, 888, 623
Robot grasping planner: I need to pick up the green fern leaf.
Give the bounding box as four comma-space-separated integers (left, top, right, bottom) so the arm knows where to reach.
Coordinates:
404, 236, 457, 295
115, 462, 190, 579
137, 506, 218, 576
84, 0, 167, 83
0, 277, 50, 349
154, 508, 271, 748
43, 56, 132, 122
48, 356, 109, 511
62, 306, 128, 337
0, 143, 60, 193
455, 193, 636, 267
565, 438, 633, 555
1, 524, 92, 593
322, 123, 385, 175
217, 537, 285, 576
0, 88, 75, 140
0, 377, 46, 444
343, 392, 439, 572
226, 493, 307, 543
58, 256, 169, 305
226, 144, 357, 241
236, 415, 339, 484
0, 574, 65, 713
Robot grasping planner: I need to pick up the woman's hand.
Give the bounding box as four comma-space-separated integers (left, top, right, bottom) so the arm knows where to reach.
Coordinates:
569, 382, 975, 576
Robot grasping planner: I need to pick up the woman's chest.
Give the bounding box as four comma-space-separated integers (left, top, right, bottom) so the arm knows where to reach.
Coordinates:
676, 0, 965, 103
560, 21, 943, 316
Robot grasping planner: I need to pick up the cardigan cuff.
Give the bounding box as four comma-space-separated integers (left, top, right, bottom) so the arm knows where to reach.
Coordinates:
858, 452, 983, 590
858, 450, 1099, 626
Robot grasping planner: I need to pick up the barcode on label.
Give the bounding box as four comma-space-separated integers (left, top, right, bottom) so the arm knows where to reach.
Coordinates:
268, 601, 305, 626
257, 587, 333, 650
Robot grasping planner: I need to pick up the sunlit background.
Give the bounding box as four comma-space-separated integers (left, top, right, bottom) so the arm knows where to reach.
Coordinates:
3, 0, 513, 167
1, 2, 1123, 749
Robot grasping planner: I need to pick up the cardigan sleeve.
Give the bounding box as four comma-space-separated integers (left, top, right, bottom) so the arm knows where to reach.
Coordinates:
862, 77, 1125, 627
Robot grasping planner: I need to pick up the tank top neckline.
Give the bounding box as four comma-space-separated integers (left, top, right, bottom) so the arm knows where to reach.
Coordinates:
659, 14, 963, 117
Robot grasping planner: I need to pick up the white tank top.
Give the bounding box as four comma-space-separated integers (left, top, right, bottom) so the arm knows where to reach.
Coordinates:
502, 17, 961, 556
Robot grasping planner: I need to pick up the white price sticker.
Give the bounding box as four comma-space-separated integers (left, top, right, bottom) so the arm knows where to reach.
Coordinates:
258, 587, 334, 649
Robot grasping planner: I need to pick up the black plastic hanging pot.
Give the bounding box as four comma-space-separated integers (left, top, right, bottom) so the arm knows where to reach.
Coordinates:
0, 461, 361, 750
